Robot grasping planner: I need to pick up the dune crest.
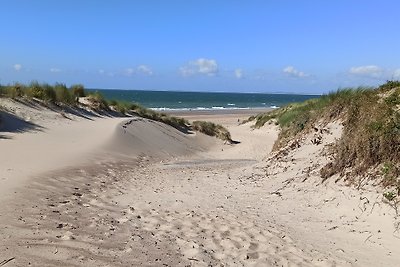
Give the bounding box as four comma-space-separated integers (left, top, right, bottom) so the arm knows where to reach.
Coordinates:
106, 117, 214, 159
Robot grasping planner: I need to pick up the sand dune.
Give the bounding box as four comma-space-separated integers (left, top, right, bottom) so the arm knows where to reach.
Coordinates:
1, 100, 399, 266
106, 117, 214, 158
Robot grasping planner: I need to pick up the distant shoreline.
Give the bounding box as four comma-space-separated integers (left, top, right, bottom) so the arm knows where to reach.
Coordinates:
90, 89, 319, 111
163, 107, 272, 117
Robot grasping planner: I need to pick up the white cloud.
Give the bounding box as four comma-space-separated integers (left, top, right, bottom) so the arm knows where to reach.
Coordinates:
283, 66, 308, 78
137, 65, 153, 75
180, 58, 218, 76
124, 65, 153, 76
50, 68, 61, 73
179, 66, 195, 77
98, 69, 105, 74
13, 64, 22, 71
234, 69, 243, 79
349, 65, 382, 78
125, 68, 135, 76
195, 58, 218, 75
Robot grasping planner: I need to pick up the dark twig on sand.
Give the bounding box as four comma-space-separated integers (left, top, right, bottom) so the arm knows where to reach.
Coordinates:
0, 257, 15, 266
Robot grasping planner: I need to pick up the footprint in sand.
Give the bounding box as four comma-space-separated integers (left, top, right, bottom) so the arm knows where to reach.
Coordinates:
115, 206, 348, 266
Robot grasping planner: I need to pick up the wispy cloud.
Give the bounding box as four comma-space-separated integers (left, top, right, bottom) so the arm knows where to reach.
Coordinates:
124, 65, 153, 76
349, 65, 382, 78
234, 69, 243, 79
124, 68, 135, 76
180, 58, 218, 76
137, 65, 153, 75
283, 66, 309, 78
50, 68, 61, 73
13, 64, 22, 71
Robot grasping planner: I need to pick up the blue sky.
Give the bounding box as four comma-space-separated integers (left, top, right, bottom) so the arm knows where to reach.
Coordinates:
1, 0, 400, 94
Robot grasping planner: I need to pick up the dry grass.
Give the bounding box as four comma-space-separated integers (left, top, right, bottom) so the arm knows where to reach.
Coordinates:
191, 121, 232, 142
86, 91, 110, 111
1, 82, 76, 105
251, 81, 400, 186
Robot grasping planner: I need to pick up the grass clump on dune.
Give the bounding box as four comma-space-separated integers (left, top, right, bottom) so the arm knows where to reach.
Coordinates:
130, 103, 189, 131
107, 100, 189, 131
0, 82, 78, 106
86, 91, 109, 111
192, 121, 232, 143
0, 83, 26, 98
251, 81, 400, 185
71, 84, 86, 98
321, 86, 399, 181
0, 81, 233, 142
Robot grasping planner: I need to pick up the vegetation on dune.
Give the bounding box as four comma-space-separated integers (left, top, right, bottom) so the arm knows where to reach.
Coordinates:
54, 83, 74, 104
107, 100, 231, 141
71, 84, 86, 98
86, 91, 109, 111
250, 81, 400, 186
192, 120, 232, 143
0, 82, 79, 105
108, 100, 190, 131
0, 81, 232, 142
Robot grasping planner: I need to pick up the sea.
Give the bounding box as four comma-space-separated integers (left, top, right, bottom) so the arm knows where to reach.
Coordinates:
88, 89, 320, 111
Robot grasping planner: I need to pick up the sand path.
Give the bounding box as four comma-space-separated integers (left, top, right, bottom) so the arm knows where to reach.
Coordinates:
1, 108, 399, 266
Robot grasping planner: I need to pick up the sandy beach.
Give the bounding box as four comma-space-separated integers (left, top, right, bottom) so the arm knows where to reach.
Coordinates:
1, 99, 399, 267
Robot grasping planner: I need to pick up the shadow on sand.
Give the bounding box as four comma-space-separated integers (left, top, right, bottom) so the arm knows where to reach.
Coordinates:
0, 110, 44, 138
0, 99, 132, 139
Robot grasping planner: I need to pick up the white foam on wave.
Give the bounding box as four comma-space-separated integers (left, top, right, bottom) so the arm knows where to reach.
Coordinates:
150, 106, 265, 112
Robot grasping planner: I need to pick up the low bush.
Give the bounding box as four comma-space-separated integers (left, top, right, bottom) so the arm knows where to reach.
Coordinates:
86, 91, 109, 111
71, 84, 86, 98
191, 120, 232, 142
126, 103, 189, 130
0, 83, 26, 98
54, 83, 73, 104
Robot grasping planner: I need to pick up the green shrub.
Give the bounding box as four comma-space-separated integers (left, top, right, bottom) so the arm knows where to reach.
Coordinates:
115, 101, 130, 114
86, 91, 109, 111
192, 121, 232, 142
54, 83, 73, 104
3, 83, 26, 98
383, 191, 397, 201
26, 81, 44, 99
379, 80, 400, 91
26, 81, 56, 102
108, 99, 118, 106
42, 83, 57, 102
70, 84, 86, 98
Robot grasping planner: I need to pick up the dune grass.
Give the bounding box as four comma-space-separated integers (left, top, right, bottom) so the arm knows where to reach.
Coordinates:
0, 82, 85, 105
251, 81, 400, 185
106, 100, 232, 141
0, 81, 233, 142
191, 121, 232, 143
86, 91, 109, 111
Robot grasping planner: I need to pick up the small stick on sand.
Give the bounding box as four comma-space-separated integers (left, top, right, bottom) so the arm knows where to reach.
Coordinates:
0, 257, 15, 266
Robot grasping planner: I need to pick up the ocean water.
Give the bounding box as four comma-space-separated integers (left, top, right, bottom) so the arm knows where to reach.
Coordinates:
89, 89, 320, 111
